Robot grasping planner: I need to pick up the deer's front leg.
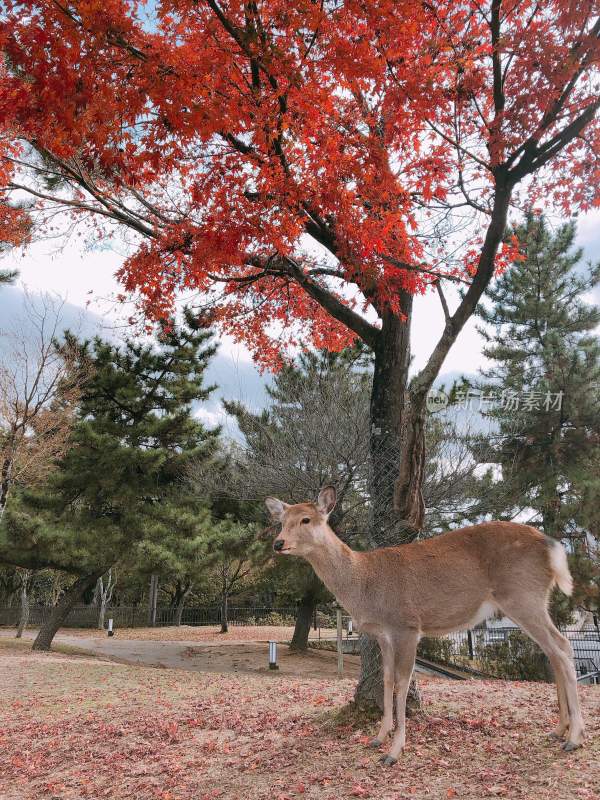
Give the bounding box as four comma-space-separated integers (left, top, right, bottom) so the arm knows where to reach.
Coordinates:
369, 635, 395, 748
381, 630, 418, 766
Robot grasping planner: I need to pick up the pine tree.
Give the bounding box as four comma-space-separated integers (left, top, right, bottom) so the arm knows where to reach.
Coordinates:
201, 519, 266, 633
1, 311, 220, 648
133, 502, 215, 627
473, 213, 600, 542
0, 268, 17, 286
216, 347, 372, 650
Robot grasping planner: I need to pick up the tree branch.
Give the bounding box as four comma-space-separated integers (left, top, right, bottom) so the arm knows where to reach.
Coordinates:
411, 180, 512, 400
282, 257, 380, 348
435, 281, 451, 322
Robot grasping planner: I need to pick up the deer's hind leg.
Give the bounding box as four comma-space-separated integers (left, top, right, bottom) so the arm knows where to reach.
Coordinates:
381, 629, 418, 766
546, 627, 572, 740
496, 596, 584, 750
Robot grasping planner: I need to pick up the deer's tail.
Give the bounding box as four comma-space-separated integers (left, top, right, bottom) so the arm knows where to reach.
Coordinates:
547, 539, 573, 596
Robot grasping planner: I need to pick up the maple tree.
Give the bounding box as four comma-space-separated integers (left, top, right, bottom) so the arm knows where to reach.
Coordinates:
2, 0, 600, 528
1, 0, 600, 701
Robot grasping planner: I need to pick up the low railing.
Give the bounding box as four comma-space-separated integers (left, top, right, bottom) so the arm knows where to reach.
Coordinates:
416, 625, 600, 684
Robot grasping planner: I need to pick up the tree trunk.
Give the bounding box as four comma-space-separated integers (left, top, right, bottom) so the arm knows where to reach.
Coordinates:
356, 634, 422, 710
174, 584, 192, 626
290, 583, 318, 652
95, 569, 115, 629
353, 181, 513, 711
0, 453, 14, 520
15, 570, 31, 639
32, 571, 104, 651
97, 601, 106, 631
367, 303, 428, 546
147, 573, 158, 627
96, 576, 105, 629
356, 301, 425, 712
220, 593, 229, 633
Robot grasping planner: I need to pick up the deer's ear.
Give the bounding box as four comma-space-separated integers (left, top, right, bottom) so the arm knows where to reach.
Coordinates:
316, 486, 337, 517
265, 497, 289, 522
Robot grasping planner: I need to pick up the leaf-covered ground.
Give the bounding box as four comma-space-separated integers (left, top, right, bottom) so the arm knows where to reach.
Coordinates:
1, 643, 599, 800
39, 625, 337, 642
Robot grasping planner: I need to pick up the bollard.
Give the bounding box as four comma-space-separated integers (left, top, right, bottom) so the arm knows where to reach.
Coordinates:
107, 618, 114, 637
268, 640, 279, 670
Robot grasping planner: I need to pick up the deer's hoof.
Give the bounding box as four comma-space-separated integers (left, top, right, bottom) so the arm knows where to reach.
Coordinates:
379, 755, 398, 767
369, 738, 383, 749
548, 731, 564, 741
561, 740, 581, 752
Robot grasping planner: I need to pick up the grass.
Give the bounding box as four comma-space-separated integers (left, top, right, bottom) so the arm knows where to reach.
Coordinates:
1, 639, 599, 800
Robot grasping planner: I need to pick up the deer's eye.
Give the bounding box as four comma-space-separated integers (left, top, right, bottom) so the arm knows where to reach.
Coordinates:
301, 517, 310, 524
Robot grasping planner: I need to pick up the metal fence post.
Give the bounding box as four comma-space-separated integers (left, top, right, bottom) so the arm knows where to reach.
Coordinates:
336, 608, 343, 677
467, 629, 474, 660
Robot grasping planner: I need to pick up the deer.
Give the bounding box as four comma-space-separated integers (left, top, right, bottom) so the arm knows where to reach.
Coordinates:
265, 486, 584, 765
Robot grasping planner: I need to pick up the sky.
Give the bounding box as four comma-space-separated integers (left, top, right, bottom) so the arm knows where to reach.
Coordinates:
2, 207, 600, 434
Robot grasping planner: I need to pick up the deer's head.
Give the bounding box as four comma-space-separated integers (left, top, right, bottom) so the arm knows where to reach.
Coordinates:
265, 486, 337, 557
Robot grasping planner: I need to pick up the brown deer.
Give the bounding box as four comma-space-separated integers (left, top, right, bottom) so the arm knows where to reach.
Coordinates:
266, 486, 584, 765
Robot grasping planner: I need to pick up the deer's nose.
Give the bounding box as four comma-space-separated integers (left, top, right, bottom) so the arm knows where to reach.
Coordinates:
273, 539, 285, 551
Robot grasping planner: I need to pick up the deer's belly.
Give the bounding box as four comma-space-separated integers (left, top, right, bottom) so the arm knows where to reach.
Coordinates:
421, 599, 498, 637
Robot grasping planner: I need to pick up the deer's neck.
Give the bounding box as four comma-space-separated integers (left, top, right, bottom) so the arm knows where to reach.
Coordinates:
304, 528, 361, 614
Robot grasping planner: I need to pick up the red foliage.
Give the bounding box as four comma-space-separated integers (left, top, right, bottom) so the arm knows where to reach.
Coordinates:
0, 1, 599, 363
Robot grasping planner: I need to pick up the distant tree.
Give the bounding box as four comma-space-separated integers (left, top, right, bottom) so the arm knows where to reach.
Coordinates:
0, 312, 220, 649
134, 503, 215, 627
206, 347, 371, 648
0, 268, 17, 286
422, 408, 497, 532
570, 543, 600, 617
93, 568, 116, 630
200, 519, 266, 634
0, 292, 82, 518
472, 214, 600, 537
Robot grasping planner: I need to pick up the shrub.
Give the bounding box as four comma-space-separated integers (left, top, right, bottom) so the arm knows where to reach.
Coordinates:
258, 610, 296, 626
315, 610, 337, 629
476, 631, 552, 682
417, 636, 455, 665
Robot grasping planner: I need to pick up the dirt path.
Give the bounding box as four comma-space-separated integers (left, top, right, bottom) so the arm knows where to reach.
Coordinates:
0, 629, 362, 679
61, 635, 364, 678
